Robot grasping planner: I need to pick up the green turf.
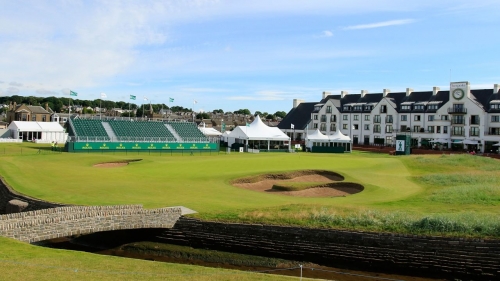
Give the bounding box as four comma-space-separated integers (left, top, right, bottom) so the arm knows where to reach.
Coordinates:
1, 143, 500, 279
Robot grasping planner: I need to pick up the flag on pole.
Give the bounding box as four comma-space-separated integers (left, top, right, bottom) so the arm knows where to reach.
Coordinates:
144, 97, 148, 101
100, 92, 107, 99
291, 124, 295, 129
70, 90, 78, 97
193, 100, 198, 104
169, 98, 174, 102
130, 95, 136, 100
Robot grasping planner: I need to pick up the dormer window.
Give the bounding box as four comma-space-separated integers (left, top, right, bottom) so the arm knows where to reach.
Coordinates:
343, 106, 351, 111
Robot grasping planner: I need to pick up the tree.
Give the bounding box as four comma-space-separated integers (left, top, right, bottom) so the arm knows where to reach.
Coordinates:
274, 111, 287, 119
254, 111, 263, 117
196, 113, 210, 119
212, 109, 224, 114
266, 114, 274, 120
234, 109, 251, 115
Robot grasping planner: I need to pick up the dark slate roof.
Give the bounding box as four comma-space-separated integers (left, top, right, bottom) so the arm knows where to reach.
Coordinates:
359, 93, 383, 104
321, 95, 341, 108
470, 89, 497, 111
341, 94, 361, 108
385, 92, 407, 110
278, 102, 316, 130
428, 90, 450, 108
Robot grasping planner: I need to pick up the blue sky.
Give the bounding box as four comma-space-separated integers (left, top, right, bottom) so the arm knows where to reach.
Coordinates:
1, 0, 499, 114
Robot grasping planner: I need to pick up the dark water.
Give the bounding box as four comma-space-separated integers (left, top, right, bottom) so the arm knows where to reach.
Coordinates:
39, 229, 448, 281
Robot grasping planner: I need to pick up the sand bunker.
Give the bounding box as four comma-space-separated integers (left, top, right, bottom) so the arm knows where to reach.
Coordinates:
93, 159, 142, 168
232, 170, 363, 197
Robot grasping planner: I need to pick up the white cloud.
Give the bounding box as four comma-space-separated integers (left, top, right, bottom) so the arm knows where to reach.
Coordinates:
344, 19, 416, 30
9, 82, 23, 87
321, 30, 333, 37
6, 87, 20, 95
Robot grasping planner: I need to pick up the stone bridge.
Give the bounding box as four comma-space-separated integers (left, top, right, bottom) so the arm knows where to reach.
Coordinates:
0, 204, 193, 243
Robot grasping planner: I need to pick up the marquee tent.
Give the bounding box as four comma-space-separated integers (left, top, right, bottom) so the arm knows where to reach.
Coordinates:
7, 121, 67, 143
226, 117, 290, 151
305, 129, 352, 153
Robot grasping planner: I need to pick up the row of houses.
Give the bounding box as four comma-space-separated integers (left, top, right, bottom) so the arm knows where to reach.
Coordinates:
278, 81, 500, 153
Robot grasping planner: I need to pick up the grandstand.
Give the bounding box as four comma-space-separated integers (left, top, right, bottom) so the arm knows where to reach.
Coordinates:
66, 117, 217, 152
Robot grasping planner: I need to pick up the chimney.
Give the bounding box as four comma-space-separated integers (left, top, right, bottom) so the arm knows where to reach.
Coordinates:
322, 91, 331, 99
361, 90, 368, 98
494, 84, 500, 93
406, 88, 413, 97
383, 89, 390, 97
293, 99, 304, 108
45, 103, 48, 111
433, 86, 440, 95
341, 91, 348, 98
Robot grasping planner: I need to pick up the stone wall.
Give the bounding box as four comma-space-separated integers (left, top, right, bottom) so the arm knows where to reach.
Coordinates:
159, 218, 500, 279
0, 177, 65, 214
0, 205, 182, 243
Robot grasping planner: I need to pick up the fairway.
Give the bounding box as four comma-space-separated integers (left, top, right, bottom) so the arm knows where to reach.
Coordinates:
2, 144, 500, 236
0, 148, 421, 213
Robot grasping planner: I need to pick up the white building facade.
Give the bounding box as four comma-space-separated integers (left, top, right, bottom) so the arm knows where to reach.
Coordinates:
279, 82, 500, 153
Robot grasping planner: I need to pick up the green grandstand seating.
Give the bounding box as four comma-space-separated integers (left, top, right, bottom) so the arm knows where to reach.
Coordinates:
71, 119, 109, 140
167, 122, 208, 142
108, 120, 176, 141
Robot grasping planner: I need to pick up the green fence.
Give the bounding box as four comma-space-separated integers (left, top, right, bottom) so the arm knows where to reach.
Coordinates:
68, 142, 218, 152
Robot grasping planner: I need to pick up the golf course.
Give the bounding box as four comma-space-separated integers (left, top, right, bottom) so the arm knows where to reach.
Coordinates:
0, 143, 499, 280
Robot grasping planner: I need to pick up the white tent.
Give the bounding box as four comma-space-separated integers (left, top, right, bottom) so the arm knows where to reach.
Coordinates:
199, 127, 222, 137
305, 129, 352, 153
7, 121, 67, 143
227, 117, 290, 151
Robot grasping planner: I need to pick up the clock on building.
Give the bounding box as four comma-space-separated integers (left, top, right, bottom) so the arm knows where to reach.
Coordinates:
452, 89, 465, 100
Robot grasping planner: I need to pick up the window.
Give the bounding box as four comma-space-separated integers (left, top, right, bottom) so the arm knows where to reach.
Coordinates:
364, 105, 372, 111
330, 115, 336, 122
32, 115, 36, 121
428, 115, 434, 121
491, 116, 499, 122
330, 124, 336, 131
374, 115, 381, 123
414, 105, 425, 111
353, 105, 362, 111
385, 115, 393, 123
380, 105, 387, 113
452, 126, 464, 136
452, 115, 464, 125
413, 125, 420, 132
326, 106, 332, 113
401, 105, 411, 111
364, 124, 370, 130
385, 125, 393, 133
441, 115, 449, 121
401, 115, 407, 121
42, 115, 46, 122
436, 126, 441, 133
386, 136, 393, 145
491, 104, 500, 110
342, 124, 348, 129
353, 124, 359, 130
343, 106, 350, 111
470, 115, 480, 125
427, 126, 434, 133
353, 115, 359, 121
320, 123, 326, 131
373, 124, 381, 133
320, 115, 326, 122
343, 115, 348, 120
400, 125, 408, 132
414, 115, 421, 121
443, 126, 448, 134
313, 114, 318, 120
313, 123, 318, 129
470, 127, 480, 136
428, 104, 438, 110
364, 115, 370, 121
